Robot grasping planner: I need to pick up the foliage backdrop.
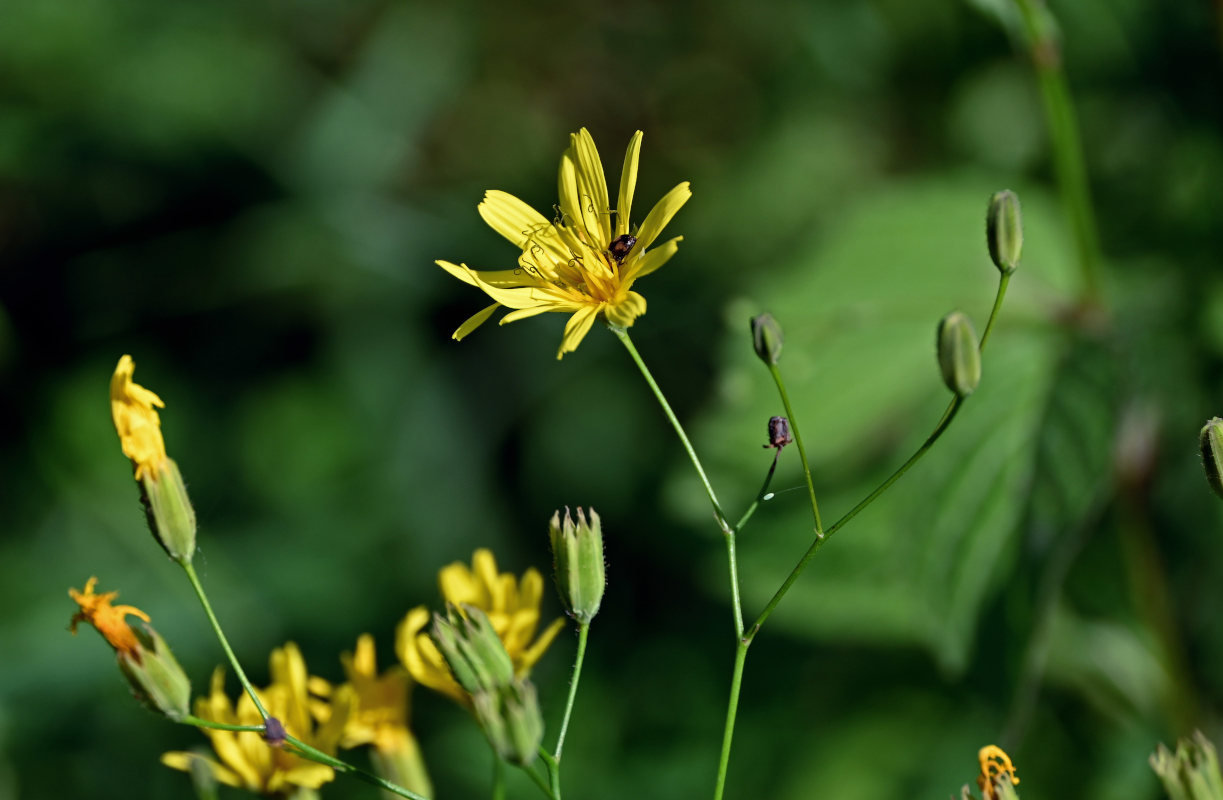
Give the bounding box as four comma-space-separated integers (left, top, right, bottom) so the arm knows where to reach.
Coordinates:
1, 0, 1221, 798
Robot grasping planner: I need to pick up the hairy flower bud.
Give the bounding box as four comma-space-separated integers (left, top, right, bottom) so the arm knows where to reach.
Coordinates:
1150, 732, 1223, 800
1201, 418, 1223, 500
937, 311, 981, 397
472, 679, 544, 767
549, 508, 605, 624
987, 190, 1023, 274
430, 605, 514, 695
140, 459, 197, 564
750, 314, 784, 366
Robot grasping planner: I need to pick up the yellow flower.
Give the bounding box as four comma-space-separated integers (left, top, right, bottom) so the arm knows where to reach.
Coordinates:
396, 549, 565, 702
977, 744, 1020, 800
162, 643, 352, 796
437, 127, 691, 358
111, 355, 169, 481
309, 635, 432, 797
68, 577, 151, 660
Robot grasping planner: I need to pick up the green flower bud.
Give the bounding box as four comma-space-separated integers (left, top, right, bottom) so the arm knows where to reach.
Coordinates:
937, 311, 981, 397
502, 679, 544, 767
1201, 418, 1223, 500
118, 622, 192, 721
430, 605, 514, 695
549, 507, 605, 624
1150, 732, 1223, 800
750, 313, 784, 366
140, 458, 197, 564
987, 190, 1023, 274
471, 679, 544, 767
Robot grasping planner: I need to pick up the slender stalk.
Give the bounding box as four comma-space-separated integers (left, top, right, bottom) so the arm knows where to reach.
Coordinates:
553, 622, 590, 763
285, 735, 429, 800
747, 397, 963, 641
978, 273, 1011, 352
1012, 0, 1103, 304
180, 561, 269, 720
493, 756, 506, 800
734, 450, 782, 534
767, 364, 823, 535
712, 640, 749, 800
612, 326, 731, 530
179, 715, 264, 733
613, 325, 744, 636
518, 761, 558, 800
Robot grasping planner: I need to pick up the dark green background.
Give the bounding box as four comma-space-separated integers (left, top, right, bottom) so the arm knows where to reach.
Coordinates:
2, 0, 1221, 797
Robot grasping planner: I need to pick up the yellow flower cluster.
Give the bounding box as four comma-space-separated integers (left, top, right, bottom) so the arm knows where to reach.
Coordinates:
162, 644, 351, 794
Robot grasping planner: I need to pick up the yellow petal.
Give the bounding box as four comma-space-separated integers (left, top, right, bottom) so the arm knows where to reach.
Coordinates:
616, 131, 643, 236
478, 191, 574, 267
161, 751, 246, 789
453, 303, 500, 341
500, 305, 563, 325
571, 128, 611, 247
629, 182, 691, 257
557, 305, 600, 359
472, 549, 500, 598
623, 236, 682, 284
604, 291, 647, 328
439, 560, 484, 606
517, 617, 566, 674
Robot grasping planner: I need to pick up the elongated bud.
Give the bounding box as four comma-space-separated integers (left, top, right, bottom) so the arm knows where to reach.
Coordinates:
750, 314, 784, 365
430, 605, 514, 695
549, 508, 605, 624
987, 190, 1023, 274
140, 459, 197, 564
1201, 418, 1223, 499
937, 311, 981, 396
118, 622, 192, 720
1150, 732, 1223, 800
502, 679, 544, 766
472, 679, 544, 767
68, 578, 191, 720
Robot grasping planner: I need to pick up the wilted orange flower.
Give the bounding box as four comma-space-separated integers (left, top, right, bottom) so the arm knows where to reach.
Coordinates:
68, 577, 151, 661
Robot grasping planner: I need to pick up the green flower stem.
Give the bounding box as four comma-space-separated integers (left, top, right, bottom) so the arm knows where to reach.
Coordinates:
518, 761, 558, 800
745, 273, 1010, 641
178, 715, 264, 733
766, 364, 823, 536
549, 621, 590, 796
613, 326, 744, 635
978, 273, 1011, 353
1012, 0, 1103, 304
493, 756, 506, 800
734, 450, 783, 534
285, 736, 429, 800
712, 640, 749, 800
180, 561, 269, 721
612, 326, 731, 529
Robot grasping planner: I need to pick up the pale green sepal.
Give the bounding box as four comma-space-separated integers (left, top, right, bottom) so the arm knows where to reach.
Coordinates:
141, 458, 196, 564
118, 622, 192, 721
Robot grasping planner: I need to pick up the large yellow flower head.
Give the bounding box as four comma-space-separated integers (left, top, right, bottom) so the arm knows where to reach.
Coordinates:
110, 355, 169, 481
396, 549, 565, 702
437, 127, 691, 358
162, 643, 352, 795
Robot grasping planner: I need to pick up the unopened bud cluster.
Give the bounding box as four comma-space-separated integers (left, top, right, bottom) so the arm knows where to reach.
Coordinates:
431, 606, 543, 766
